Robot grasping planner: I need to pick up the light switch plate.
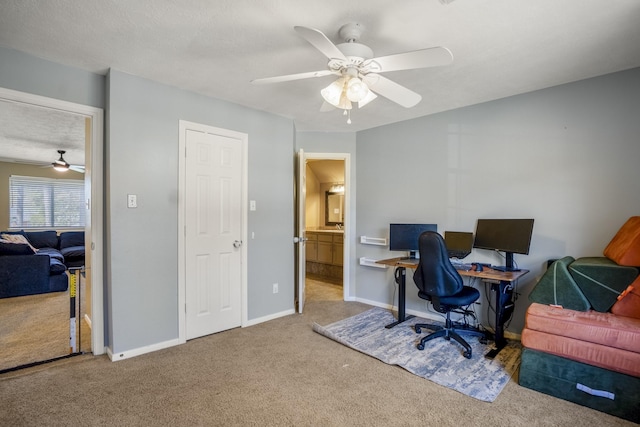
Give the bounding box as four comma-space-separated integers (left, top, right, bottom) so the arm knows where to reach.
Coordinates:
250, 200, 256, 211
127, 194, 137, 208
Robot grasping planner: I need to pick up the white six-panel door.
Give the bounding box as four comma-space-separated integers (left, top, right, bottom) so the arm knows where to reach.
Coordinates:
184, 128, 243, 339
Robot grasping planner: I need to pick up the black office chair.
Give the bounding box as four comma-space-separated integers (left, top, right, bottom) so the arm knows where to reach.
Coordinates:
412, 231, 484, 359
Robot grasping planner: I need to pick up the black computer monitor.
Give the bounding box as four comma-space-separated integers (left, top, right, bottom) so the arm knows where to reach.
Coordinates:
444, 231, 474, 259
389, 223, 438, 259
473, 218, 534, 271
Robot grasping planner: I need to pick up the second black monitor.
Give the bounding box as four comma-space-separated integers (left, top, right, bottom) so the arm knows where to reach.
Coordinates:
473, 218, 534, 271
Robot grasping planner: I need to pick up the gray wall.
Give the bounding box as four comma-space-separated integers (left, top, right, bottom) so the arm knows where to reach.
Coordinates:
295, 131, 357, 298
355, 67, 640, 333
0, 46, 104, 108
107, 70, 295, 353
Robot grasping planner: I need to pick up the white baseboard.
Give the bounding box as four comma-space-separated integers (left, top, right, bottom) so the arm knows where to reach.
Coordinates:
354, 296, 393, 310
107, 338, 182, 362
106, 309, 295, 362
244, 308, 296, 327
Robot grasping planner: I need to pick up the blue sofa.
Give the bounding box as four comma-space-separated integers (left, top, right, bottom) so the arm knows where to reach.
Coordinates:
0, 230, 84, 299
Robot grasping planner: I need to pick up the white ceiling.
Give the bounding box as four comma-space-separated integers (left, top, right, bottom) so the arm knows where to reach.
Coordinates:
0, 0, 639, 164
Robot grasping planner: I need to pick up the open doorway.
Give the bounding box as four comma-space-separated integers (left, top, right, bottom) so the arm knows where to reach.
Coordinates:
0, 87, 104, 371
305, 159, 344, 286
296, 152, 350, 311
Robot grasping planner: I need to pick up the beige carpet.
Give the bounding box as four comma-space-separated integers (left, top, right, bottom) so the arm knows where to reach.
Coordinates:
0, 290, 71, 371
0, 278, 91, 372
0, 279, 634, 426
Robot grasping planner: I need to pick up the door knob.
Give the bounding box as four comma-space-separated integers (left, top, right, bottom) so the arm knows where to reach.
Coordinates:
233, 240, 242, 248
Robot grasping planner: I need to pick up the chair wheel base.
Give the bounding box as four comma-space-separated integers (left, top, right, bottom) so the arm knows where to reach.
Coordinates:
417, 343, 425, 350
463, 351, 472, 359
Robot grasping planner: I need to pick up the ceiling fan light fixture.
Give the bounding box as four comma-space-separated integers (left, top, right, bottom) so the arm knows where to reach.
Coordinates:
321, 77, 346, 106
52, 150, 70, 172
336, 91, 352, 110
346, 77, 369, 102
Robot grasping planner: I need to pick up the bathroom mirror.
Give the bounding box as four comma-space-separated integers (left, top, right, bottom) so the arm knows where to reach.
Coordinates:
325, 191, 344, 225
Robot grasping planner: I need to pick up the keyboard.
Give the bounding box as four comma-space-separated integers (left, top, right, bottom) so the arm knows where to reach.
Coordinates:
450, 261, 473, 271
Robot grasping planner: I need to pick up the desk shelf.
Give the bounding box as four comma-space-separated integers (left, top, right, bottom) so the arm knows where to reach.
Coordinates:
359, 257, 387, 269
360, 236, 387, 246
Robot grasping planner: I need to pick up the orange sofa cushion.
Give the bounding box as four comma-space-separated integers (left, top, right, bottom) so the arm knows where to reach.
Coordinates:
603, 216, 640, 266
523, 302, 640, 377
521, 328, 640, 377
611, 277, 640, 319
525, 303, 640, 353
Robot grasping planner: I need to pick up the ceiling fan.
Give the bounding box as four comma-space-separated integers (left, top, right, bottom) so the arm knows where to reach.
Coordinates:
251, 23, 453, 123
50, 150, 84, 173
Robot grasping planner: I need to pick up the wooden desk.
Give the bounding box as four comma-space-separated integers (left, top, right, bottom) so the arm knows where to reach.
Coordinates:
376, 257, 529, 358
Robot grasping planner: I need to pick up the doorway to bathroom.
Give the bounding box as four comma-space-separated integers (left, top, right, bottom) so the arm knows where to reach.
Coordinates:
305, 159, 344, 283
295, 151, 350, 313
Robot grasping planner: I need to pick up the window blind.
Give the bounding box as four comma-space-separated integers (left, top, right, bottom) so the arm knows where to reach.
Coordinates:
9, 175, 85, 229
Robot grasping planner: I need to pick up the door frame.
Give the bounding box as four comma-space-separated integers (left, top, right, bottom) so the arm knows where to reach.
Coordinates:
0, 87, 105, 356
177, 120, 248, 343
300, 152, 351, 302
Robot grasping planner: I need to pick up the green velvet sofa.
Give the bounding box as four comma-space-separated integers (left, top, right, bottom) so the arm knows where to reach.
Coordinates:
519, 217, 640, 423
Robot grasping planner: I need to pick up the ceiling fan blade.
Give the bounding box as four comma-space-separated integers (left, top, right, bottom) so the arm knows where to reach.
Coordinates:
70, 165, 85, 173
251, 69, 338, 85
294, 26, 347, 61
364, 74, 422, 108
367, 47, 453, 73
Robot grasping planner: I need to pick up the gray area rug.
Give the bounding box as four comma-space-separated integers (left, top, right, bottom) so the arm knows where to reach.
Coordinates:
312, 307, 521, 402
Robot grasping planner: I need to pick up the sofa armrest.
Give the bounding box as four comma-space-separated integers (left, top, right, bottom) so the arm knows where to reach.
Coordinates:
0, 254, 50, 298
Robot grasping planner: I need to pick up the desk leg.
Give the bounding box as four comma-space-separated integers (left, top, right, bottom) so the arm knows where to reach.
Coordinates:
485, 281, 515, 359
385, 267, 415, 329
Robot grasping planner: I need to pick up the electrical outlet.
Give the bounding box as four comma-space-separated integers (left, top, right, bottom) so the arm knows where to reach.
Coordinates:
272, 283, 278, 294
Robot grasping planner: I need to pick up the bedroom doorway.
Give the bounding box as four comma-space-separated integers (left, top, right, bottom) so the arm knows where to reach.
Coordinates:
0, 87, 104, 371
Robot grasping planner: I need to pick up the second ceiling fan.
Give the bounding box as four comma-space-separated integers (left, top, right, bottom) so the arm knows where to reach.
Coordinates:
251, 23, 453, 123
50, 150, 84, 173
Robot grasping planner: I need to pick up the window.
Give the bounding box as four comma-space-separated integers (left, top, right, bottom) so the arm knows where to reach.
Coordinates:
9, 175, 85, 229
